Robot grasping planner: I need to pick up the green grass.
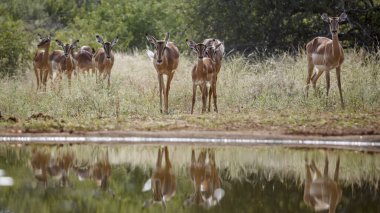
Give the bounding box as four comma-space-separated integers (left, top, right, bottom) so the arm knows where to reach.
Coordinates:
0, 49, 379, 134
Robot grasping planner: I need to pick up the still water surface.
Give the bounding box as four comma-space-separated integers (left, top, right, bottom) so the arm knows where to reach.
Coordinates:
0, 143, 379, 212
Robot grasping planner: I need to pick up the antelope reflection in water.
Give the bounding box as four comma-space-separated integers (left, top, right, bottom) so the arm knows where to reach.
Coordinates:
304, 156, 342, 213
73, 149, 114, 196
183, 149, 225, 209
30, 148, 74, 188
142, 146, 176, 210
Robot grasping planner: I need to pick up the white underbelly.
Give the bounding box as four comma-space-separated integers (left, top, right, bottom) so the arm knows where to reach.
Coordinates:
311, 54, 338, 71
194, 80, 204, 85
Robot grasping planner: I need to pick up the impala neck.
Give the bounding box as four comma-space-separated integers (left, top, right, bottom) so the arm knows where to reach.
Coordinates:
43, 44, 50, 65
331, 33, 340, 57
197, 58, 204, 72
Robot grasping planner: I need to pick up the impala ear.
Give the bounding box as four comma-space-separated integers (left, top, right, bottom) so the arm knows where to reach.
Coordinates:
339, 12, 347, 22
191, 149, 195, 164
111, 36, 119, 47
96, 35, 104, 45
186, 39, 197, 52
164, 32, 170, 44
72, 39, 79, 48
321, 13, 329, 22
215, 42, 222, 50
146, 33, 157, 45
55, 39, 64, 47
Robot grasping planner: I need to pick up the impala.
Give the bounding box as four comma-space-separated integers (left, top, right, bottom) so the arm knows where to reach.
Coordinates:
304, 156, 342, 213
74, 45, 96, 74
306, 12, 347, 107
183, 149, 225, 208
33, 34, 52, 90
55, 39, 79, 87
205, 41, 223, 112
186, 39, 218, 113
203, 38, 224, 74
146, 32, 180, 114
94, 35, 118, 88
142, 146, 176, 210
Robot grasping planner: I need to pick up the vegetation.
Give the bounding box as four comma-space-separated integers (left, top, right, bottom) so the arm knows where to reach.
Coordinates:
0, 50, 379, 134
0, 0, 380, 75
0, 0, 379, 135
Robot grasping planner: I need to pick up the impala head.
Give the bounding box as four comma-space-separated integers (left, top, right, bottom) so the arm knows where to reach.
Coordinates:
96, 35, 118, 60
146, 32, 170, 65
206, 39, 222, 61
321, 12, 347, 35
143, 178, 167, 210
56, 39, 79, 58
186, 39, 207, 60
37, 34, 52, 49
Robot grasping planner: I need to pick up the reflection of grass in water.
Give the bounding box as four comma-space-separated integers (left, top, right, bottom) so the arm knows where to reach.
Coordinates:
0, 144, 379, 212
1, 144, 380, 188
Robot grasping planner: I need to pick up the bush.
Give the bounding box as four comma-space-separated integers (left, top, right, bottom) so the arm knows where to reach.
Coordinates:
0, 18, 31, 76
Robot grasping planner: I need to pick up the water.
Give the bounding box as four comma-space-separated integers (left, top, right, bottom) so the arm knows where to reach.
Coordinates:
0, 143, 379, 212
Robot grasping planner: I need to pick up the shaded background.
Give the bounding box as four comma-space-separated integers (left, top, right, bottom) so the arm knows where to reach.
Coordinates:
1, 0, 379, 76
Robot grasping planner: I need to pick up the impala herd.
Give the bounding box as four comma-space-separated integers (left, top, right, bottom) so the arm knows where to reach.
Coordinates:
33, 12, 347, 113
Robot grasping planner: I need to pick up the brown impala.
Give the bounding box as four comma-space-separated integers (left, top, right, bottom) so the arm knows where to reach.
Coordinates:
54, 39, 79, 87
33, 34, 52, 91
146, 33, 180, 114
183, 149, 225, 208
143, 146, 176, 210
306, 13, 347, 107
74, 45, 96, 75
94, 35, 118, 88
304, 156, 342, 213
186, 40, 218, 113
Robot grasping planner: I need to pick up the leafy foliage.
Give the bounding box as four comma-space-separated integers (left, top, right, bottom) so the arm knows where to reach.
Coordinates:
0, 0, 379, 75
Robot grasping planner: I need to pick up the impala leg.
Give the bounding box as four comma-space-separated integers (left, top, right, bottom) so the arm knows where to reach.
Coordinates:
191, 84, 196, 114
42, 68, 49, 92
336, 67, 344, 108
68, 71, 73, 89
325, 70, 330, 106
334, 156, 340, 182
312, 69, 324, 90
213, 82, 218, 113
201, 85, 208, 113
164, 74, 173, 114
107, 69, 111, 89
34, 67, 40, 90
156, 147, 162, 168
306, 62, 314, 97
164, 146, 171, 168
311, 160, 322, 178
303, 161, 313, 208
158, 74, 164, 113
208, 87, 212, 112
324, 155, 329, 177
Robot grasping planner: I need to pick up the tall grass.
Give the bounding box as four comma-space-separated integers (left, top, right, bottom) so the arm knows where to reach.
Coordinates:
0, 49, 379, 127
